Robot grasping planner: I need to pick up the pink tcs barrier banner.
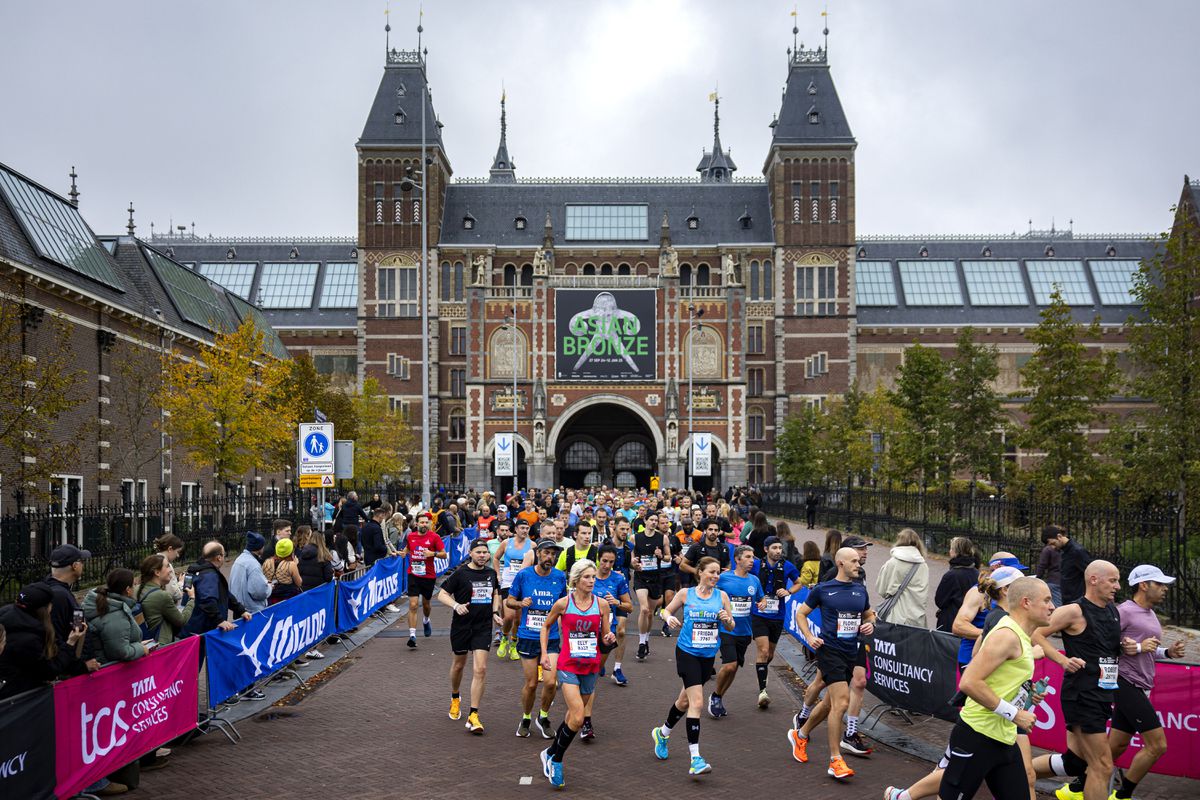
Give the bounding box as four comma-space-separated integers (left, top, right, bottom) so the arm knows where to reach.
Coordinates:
1029, 657, 1200, 780
54, 636, 200, 798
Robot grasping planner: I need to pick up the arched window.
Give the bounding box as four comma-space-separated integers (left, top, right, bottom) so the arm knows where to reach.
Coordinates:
763, 259, 773, 300
564, 441, 600, 471
440, 261, 452, 302
617, 263, 631, 276
453, 260, 464, 300
747, 407, 766, 441
448, 409, 466, 441
520, 263, 533, 286
696, 263, 710, 286
749, 260, 760, 299
583, 471, 602, 487
503, 264, 517, 286
600, 263, 613, 276
614, 441, 651, 470
680, 263, 692, 286
614, 471, 637, 488
583, 263, 596, 276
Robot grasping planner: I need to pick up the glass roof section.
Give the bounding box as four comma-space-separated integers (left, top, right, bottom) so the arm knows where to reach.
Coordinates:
0, 166, 125, 291
962, 260, 1028, 306
855, 261, 897, 306
199, 262, 256, 300
319, 262, 358, 309
229, 294, 291, 360
258, 263, 319, 309
564, 204, 648, 241
143, 246, 238, 332
1088, 260, 1141, 306
1026, 260, 1093, 305
897, 260, 962, 306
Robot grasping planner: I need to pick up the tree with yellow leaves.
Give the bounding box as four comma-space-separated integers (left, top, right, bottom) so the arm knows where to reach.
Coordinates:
352, 377, 420, 483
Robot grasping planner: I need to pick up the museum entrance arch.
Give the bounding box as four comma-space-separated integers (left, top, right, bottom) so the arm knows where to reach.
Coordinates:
552, 401, 659, 489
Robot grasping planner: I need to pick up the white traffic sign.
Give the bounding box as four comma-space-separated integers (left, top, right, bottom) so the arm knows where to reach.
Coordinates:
298, 423, 335, 475
692, 432, 712, 477
494, 433, 516, 477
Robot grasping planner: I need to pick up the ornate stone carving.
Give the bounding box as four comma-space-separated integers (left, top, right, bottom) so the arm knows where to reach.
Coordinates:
659, 245, 679, 278
645, 394, 660, 407
551, 393, 567, 407
534, 420, 546, 455
666, 420, 678, 454
689, 328, 723, 379
532, 247, 552, 277
533, 380, 546, 416
472, 254, 489, 286
665, 379, 678, 415
489, 327, 526, 378
723, 253, 742, 286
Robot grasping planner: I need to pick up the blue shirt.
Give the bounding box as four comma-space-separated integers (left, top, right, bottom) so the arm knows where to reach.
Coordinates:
508, 565, 567, 641
750, 558, 800, 620
805, 579, 871, 653
716, 571, 763, 637
593, 571, 631, 620
678, 587, 725, 657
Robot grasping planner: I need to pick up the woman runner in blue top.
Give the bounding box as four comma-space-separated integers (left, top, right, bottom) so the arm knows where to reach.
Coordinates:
651, 556, 734, 777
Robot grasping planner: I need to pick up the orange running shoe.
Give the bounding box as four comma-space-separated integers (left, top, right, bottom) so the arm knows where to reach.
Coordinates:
827, 755, 855, 780
787, 728, 809, 763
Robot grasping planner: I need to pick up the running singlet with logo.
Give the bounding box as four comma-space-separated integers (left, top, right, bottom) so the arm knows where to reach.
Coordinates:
500, 538, 532, 589
508, 565, 567, 640
633, 529, 664, 573
805, 579, 871, 653
715, 572, 763, 637
750, 557, 799, 620
592, 571, 631, 621
557, 594, 604, 675
1062, 597, 1122, 701
677, 587, 725, 658
405, 531, 444, 578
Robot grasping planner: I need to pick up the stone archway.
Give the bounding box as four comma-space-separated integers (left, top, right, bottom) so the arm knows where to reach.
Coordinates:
549, 396, 662, 488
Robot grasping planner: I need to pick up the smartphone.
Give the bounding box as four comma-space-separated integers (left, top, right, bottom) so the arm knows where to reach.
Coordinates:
183, 573, 194, 591
72, 609, 84, 631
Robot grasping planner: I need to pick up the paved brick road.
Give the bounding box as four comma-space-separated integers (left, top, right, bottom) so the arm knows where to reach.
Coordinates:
137, 605, 937, 799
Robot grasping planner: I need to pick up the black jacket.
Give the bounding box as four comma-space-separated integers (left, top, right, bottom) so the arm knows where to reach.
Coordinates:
0, 604, 78, 699
181, 559, 246, 635
41, 575, 89, 676
298, 544, 333, 589
333, 500, 368, 532
359, 520, 389, 566
1060, 540, 1093, 604
934, 555, 980, 632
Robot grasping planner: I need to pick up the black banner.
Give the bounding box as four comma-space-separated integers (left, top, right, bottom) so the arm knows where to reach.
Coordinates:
555, 289, 656, 380
0, 686, 56, 800
862, 620, 960, 721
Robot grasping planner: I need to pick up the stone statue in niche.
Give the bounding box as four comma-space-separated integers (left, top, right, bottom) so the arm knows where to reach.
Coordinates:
723, 253, 742, 286
659, 245, 679, 278
472, 254, 488, 286
533, 380, 546, 416
534, 421, 545, 455
666, 420, 678, 454
665, 379, 678, 415
532, 247, 552, 277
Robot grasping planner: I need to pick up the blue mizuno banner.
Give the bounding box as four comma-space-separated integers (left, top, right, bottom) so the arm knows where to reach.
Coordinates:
204, 581, 337, 707
336, 556, 404, 632
783, 587, 820, 652
435, 528, 475, 575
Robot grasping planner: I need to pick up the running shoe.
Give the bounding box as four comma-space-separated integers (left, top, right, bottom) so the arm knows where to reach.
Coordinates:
787, 728, 809, 763
423, 619, 432, 637
579, 719, 594, 741
1107, 792, 1126, 800
661, 620, 672, 637
652, 726, 670, 760
509, 640, 520, 660
689, 756, 712, 776
407, 636, 417, 649
708, 693, 727, 719
792, 711, 808, 730
841, 731, 873, 757
465, 711, 484, 734
612, 668, 628, 686
549, 757, 564, 789
540, 748, 553, 780
497, 638, 509, 659
385, 603, 401, 613
536, 714, 554, 739
1055, 787, 1084, 800
884, 788, 904, 800
757, 689, 771, 709
636, 641, 649, 661
516, 717, 532, 737
449, 697, 461, 720
827, 755, 854, 780
305, 649, 325, 659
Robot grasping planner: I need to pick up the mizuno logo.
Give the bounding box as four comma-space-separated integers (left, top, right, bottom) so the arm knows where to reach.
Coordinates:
239, 615, 273, 676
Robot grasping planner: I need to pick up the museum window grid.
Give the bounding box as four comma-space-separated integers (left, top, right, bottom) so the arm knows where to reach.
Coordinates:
806, 396, 826, 412
376, 265, 418, 316
319, 262, 358, 308
1026, 260, 1093, 305
448, 409, 466, 441
389, 397, 412, 423
748, 259, 774, 301
258, 263, 319, 308
748, 367, 765, 397
448, 453, 466, 486
897, 260, 962, 306
748, 409, 766, 441
198, 262, 256, 300
1088, 260, 1141, 305
747, 324, 765, 354
449, 326, 466, 355
564, 204, 648, 241
387, 353, 411, 379
796, 264, 836, 315
449, 368, 466, 398
747, 452, 767, 484
854, 261, 897, 307
615, 441, 652, 470
961, 260, 1028, 306
564, 441, 601, 471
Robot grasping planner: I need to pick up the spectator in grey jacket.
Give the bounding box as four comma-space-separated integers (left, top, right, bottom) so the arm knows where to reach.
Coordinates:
228, 533, 271, 615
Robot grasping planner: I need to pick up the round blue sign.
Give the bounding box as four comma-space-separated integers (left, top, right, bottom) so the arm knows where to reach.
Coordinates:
303, 431, 330, 458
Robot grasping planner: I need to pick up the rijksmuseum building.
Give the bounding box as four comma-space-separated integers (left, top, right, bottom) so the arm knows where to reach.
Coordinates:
143, 43, 1195, 495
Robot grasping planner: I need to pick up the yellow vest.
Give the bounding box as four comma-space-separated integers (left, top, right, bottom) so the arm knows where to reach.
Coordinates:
960, 614, 1033, 744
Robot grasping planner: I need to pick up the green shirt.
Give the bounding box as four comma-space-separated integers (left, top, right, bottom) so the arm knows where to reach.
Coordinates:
960, 614, 1033, 744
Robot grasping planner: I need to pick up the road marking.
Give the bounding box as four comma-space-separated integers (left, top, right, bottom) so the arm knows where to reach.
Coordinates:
519, 776, 533, 785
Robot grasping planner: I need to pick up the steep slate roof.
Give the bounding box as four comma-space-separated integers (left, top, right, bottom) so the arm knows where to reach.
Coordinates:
358, 50, 443, 149
770, 50, 855, 147
439, 182, 772, 248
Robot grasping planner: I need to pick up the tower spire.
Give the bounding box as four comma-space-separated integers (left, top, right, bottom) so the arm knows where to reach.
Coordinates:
384, 1, 391, 54
489, 88, 516, 183
697, 91, 736, 183
68, 166, 79, 208
822, 5, 830, 54
126, 202, 135, 236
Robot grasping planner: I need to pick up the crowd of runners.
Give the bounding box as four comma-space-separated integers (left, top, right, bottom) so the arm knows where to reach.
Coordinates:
391, 487, 1188, 797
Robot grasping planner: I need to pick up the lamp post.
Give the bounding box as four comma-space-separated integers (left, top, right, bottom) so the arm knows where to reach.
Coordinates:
686, 302, 705, 493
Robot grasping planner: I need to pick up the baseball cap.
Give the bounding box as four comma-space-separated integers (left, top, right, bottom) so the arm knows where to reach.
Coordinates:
1128, 565, 1176, 586
468, 538, 490, 551
988, 555, 1030, 571
275, 538, 294, 558
536, 538, 560, 551
763, 535, 781, 548
990, 566, 1024, 588
16, 582, 55, 610
842, 535, 873, 549
417, 511, 433, 520
49, 544, 91, 568
498, 504, 508, 512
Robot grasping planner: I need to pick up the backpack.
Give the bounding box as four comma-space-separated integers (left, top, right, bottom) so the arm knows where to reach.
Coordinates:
133, 584, 162, 641
564, 546, 598, 572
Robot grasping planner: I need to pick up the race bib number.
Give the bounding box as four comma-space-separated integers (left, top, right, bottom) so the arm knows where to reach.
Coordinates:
569, 631, 598, 658
836, 612, 861, 639
411, 559, 427, 576
471, 582, 493, 604
692, 621, 719, 646
640, 555, 658, 571
760, 597, 780, 614
525, 610, 546, 632
730, 598, 752, 617
1098, 657, 1119, 690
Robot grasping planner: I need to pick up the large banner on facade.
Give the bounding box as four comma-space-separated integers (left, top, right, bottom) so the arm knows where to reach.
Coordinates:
54, 636, 200, 798
862, 621, 960, 721
555, 289, 656, 380
0, 687, 56, 800
205, 581, 336, 706
1029, 657, 1200, 779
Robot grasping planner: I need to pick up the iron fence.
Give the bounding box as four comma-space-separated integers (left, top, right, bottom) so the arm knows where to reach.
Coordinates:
761, 483, 1199, 626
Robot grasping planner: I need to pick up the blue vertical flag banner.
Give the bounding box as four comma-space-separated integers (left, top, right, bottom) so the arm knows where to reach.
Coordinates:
203, 581, 337, 707
783, 587, 818, 650
336, 556, 404, 632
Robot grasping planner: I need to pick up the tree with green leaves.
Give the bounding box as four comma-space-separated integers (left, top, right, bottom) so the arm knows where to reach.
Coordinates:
857, 385, 916, 484
352, 377, 419, 483
775, 405, 821, 485
945, 328, 1005, 480
817, 389, 874, 484
1017, 289, 1118, 483
891, 342, 951, 484
263, 353, 358, 471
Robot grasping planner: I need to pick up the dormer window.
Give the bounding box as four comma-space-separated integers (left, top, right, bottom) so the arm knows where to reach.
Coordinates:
463, 212, 476, 230
165, 247, 175, 258
808, 80, 818, 95
1106, 245, 1117, 257
394, 110, 406, 125
738, 209, 752, 229
350, 248, 358, 258
919, 246, 929, 258
857, 247, 867, 258
981, 246, 993, 258
289, 247, 299, 260
687, 215, 699, 230
1045, 246, 1055, 258
514, 215, 527, 231
226, 247, 236, 260
396, 82, 407, 98
807, 105, 819, 124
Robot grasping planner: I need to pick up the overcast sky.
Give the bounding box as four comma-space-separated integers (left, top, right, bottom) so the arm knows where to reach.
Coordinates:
1, 0, 1196, 239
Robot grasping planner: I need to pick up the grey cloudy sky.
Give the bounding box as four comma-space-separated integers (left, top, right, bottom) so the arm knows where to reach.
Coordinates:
1, 0, 1196, 239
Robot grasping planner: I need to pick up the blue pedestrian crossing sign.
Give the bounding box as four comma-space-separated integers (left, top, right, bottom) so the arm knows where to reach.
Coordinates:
298, 423, 335, 475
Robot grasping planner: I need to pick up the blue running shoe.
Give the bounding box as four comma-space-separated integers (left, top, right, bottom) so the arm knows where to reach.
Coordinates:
689, 756, 712, 776
652, 726, 669, 760
540, 748, 552, 780
612, 668, 628, 686
708, 693, 727, 719
549, 758, 565, 789
423, 619, 432, 637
